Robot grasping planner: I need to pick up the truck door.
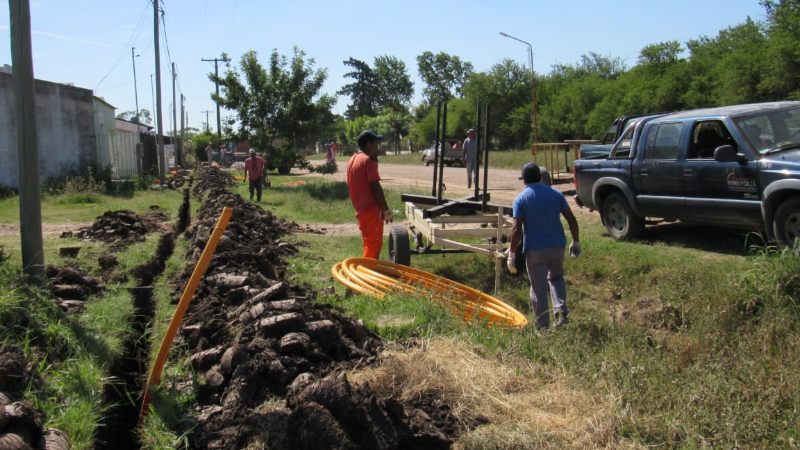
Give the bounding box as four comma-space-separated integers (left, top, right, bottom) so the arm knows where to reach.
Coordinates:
681, 120, 762, 227
633, 122, 686, 218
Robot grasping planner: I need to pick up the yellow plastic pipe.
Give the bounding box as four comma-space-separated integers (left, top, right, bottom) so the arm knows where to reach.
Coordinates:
332, 257, 527, 327
139, 207, 233, 421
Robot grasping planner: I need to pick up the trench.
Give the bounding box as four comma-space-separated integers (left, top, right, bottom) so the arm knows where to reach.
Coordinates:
94, 187, 188, 450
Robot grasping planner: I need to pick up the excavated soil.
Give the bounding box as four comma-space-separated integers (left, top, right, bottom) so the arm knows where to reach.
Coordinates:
155, 166, 464, 449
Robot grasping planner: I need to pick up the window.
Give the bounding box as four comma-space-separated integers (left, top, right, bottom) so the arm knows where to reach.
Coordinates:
644, 122, 682, 160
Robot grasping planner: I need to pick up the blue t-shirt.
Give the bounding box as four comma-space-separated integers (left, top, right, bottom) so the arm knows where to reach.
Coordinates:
512, 182, 569, 251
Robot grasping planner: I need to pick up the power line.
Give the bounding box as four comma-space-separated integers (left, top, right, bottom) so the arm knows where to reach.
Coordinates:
94, 0, 151, 90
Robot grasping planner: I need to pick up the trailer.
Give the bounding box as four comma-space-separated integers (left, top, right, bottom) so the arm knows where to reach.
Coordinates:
386, 101, 546, 294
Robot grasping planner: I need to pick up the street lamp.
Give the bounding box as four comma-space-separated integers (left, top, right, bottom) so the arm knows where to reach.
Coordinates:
499, 32, 538, 145
131, 47, 141, 134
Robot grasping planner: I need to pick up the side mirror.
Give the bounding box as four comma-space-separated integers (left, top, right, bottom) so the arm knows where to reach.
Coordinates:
714, 145, 745, 163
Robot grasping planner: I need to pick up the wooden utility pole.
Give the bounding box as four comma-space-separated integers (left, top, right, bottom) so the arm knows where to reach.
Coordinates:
10, 0, 45, 284
201, 56, 230, 136
154, 0, 166, 182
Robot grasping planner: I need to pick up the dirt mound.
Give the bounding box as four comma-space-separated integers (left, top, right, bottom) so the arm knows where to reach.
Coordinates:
166, 168, 461, 449
0, 346, 68, 450
45, 265, 104, 313
73, 209, 170, 248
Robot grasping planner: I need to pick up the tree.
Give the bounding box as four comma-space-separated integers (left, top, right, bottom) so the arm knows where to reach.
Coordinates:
416, 51, 473, 105
374, 55, 414, 152
337, 57, 380, 119
116, 108, 152, 125
211, 48, 334, 172
760, 0, 800, 99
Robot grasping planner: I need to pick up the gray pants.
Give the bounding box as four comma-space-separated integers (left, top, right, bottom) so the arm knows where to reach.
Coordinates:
466, 160, 477, 188
525, 246, 568, 329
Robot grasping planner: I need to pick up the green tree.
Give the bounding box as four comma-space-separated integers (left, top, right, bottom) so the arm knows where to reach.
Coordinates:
416, 51, 474, 106
760, 0, 800, 99
211, 48, 334, 172
338, 57, 380, 119
116, 108, 152, 125
374, 55, 414, 153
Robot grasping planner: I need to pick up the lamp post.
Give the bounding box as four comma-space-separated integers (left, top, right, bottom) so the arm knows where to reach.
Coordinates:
131, 47, 141, 134
499, 32, 538, 146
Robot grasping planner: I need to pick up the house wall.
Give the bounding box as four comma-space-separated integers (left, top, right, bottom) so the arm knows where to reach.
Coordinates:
0, 71, 96, 188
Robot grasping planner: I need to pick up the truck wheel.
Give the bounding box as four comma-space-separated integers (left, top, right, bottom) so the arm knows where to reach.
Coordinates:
602, 192, 644, 240
388, 225, 411, 266
445, 161, 453, 167
772, 197, 800, 249
424, 159, 431, 167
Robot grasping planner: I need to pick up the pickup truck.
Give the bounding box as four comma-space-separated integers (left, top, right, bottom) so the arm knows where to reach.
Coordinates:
573, 101, 800, 248
579, 113, 664, 159
422, 139, 464, 166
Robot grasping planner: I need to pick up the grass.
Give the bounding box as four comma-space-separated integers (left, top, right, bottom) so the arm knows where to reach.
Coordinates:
1, 170, 798, 449
278, 176, 800, 449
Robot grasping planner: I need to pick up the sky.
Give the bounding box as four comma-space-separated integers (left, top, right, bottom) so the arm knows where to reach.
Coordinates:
1, 0, 768, 133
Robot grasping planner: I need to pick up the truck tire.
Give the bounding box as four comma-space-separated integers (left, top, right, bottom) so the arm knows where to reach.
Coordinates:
772, 196, 800, 249
602, 192, 644, 240
424, 159, 431, 167
388, 225, 411, 266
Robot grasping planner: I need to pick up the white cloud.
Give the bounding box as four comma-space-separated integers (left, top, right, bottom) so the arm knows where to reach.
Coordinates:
33, 29, 120, 49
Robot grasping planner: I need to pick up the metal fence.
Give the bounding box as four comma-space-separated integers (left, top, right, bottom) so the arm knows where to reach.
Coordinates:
96, 131, 141, 180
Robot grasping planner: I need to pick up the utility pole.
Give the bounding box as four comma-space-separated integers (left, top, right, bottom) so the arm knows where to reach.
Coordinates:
180, 94, 185, 164
201, 110, 212, 133
131, 47, 141, 135
154, 0, 166, 182
10, 0, 45, 285
201, 56, 230, 136
171, 62, 179, 166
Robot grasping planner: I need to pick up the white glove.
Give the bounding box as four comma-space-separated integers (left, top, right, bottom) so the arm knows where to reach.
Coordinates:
569, 241, 582, 258
382, 209, 394, 223
505, 249, 518, 274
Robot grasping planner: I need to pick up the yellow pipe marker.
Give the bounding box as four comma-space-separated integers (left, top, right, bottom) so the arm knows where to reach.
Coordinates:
139, 207, 233, 421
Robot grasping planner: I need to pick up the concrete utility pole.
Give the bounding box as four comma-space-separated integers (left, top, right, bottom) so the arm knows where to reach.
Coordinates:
131, 47, 141, 135
9, 0, 45, 284
171, 62, 180, 166
180, 94, 185, 164
201, 56, 230, 136
154, 0, 166, 182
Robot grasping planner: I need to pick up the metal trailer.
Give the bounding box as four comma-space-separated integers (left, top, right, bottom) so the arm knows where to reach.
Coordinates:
386, 101, 548, 294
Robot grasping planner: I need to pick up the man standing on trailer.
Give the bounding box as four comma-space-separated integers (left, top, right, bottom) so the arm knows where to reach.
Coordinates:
462, 129, 481, 189
347, 130, 393, 259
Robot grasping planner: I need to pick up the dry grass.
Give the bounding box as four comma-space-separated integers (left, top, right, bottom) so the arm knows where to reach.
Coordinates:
350, 337, 641, 449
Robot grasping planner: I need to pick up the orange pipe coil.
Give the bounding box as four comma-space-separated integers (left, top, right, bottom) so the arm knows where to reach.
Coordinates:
332, 257, 527, 328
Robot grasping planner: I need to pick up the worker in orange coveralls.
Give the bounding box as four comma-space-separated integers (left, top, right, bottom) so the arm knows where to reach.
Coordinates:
346, 130, 392, 259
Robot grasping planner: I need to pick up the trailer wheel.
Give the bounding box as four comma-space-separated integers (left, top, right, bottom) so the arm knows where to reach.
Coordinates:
772, 196, 800, 249
388, 225, 411, 266
602, 192, 643, 240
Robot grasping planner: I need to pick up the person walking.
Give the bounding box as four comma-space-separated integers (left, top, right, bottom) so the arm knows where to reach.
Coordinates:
346, 130, 393, 259
205, 142, 214, 165
462, 129, 480, 189
243, 149, 267, 202
506, 163, 581, 330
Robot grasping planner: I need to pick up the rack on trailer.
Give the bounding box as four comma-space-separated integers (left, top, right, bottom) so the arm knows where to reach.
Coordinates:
387, 101, 548, 294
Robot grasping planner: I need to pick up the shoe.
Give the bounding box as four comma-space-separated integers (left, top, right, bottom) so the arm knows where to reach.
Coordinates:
553, 312, 569, 328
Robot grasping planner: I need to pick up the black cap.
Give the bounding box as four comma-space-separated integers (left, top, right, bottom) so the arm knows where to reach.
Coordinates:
357, 129, 383, 149
519, 163, 541, 183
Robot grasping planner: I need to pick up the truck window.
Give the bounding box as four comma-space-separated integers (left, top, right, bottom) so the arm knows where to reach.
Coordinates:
609, 121, 637, 157
644, 123, 682, 160
689, 121, 734, 159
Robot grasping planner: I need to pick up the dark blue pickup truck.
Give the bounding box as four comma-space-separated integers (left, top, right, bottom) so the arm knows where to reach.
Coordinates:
573, 101, 800, 247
